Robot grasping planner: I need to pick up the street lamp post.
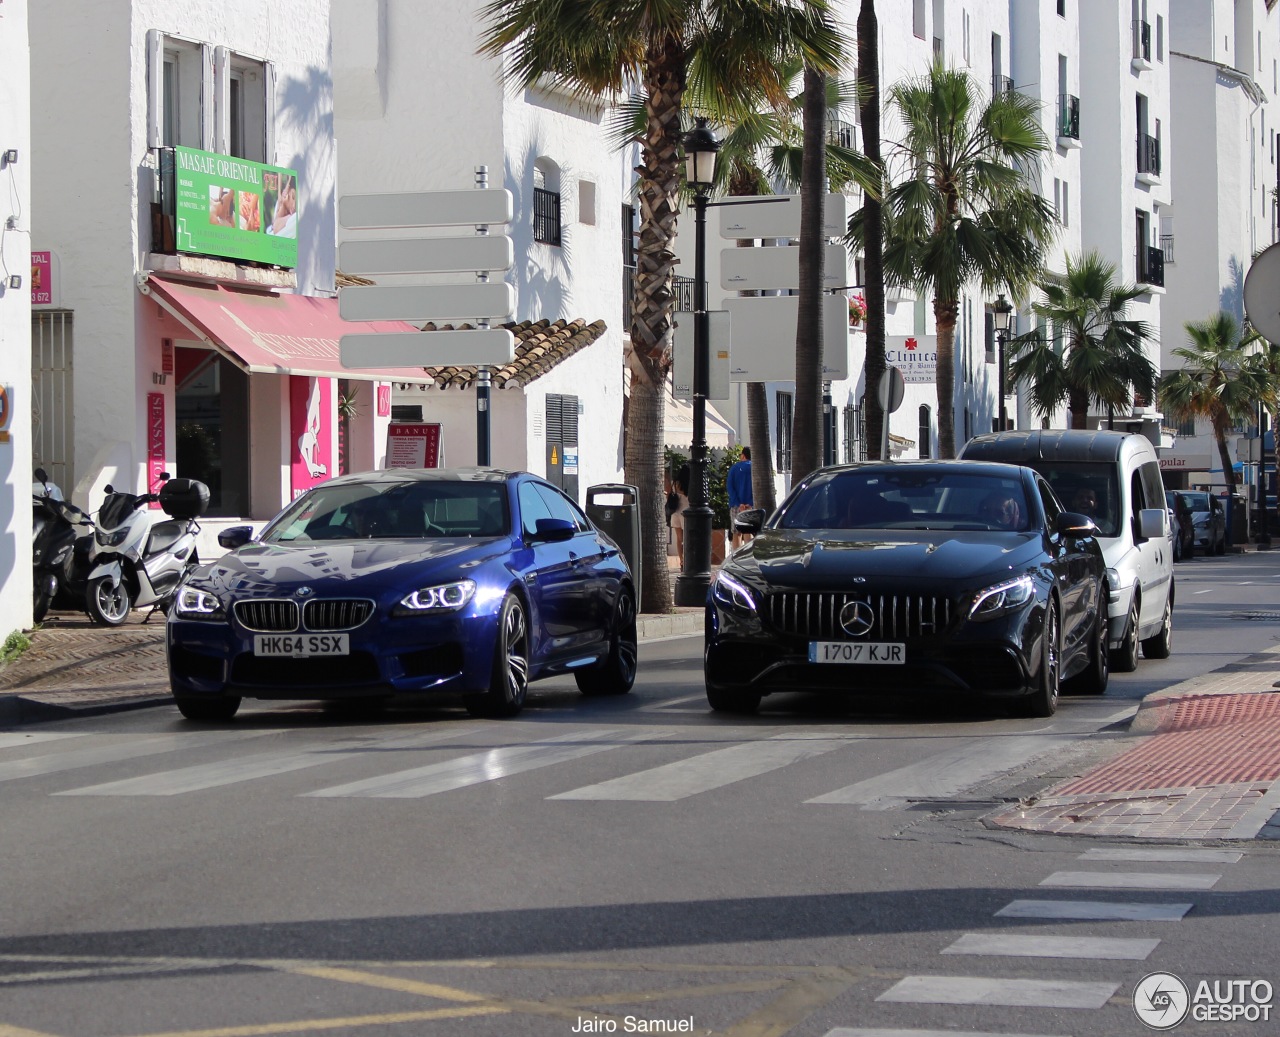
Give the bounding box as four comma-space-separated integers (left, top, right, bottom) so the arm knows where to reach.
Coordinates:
991, 294, 1014, 432
674, 118, 720, 608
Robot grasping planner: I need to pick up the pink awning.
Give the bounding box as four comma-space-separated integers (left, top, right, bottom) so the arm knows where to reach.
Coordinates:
141, 275, 428, 381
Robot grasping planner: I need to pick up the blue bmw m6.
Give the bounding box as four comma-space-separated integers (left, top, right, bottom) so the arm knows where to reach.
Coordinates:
166, 468, 638, 721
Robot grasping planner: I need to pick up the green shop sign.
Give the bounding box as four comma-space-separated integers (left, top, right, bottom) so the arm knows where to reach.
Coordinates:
170, 146, 299, 268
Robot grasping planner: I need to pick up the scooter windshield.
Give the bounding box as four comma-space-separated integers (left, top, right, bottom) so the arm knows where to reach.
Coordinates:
98, 492, 141, 530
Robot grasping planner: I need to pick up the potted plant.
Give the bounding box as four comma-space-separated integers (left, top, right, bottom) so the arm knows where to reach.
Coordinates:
848, 292, 867, 328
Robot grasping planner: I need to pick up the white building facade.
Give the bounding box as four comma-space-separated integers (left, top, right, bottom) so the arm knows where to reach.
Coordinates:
0, 0, 32, 635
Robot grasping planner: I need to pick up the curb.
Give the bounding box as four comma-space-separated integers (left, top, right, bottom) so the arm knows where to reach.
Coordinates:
0, 609, 705, 725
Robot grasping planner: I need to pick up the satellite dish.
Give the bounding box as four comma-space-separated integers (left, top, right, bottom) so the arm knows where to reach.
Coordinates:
1244, 243, 1280, 342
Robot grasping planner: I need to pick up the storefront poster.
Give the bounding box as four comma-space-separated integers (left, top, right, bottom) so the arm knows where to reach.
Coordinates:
31, 251, 53, 305
146, 392, 166, 508
376, 384, 391, 418
290, 376, 334, 498
386, 423, 442, 469
170, 146, 299, 268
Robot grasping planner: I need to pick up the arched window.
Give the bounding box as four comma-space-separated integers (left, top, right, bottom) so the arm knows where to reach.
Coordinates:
918, 405, 932, 459
533, 158, 562, 246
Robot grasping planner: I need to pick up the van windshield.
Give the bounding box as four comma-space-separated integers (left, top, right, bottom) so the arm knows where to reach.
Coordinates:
1023, 462, 1122, 537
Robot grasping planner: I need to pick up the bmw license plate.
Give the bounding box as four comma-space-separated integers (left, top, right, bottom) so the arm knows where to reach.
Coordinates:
809, 641, 904, 664
253, 633, 349, 658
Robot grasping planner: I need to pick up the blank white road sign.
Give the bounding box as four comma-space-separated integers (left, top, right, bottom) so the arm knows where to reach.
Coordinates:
718, 193, 849, 240
720, 294, 849, 381
340, 329, 517, 370
671, 311, 731, 401
721, 243, 848, 291
339, 189, 514, 230
339, 283, 515, 322
339, 236, 514, 275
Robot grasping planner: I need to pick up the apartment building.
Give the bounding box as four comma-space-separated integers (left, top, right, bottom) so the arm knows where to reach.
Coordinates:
0, 0, 32, 634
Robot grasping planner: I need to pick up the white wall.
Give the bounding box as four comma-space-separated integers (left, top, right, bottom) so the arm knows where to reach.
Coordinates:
0, 0, 32, 634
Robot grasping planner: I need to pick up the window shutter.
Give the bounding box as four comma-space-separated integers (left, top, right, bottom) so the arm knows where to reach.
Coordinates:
263, 61, 277, 166
200, 45, 215, 151
212, 46, 230, 154
146, 30, 164, 149
546, 395, 564, 443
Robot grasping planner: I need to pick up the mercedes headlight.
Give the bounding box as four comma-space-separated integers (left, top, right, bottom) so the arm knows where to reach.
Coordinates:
712, 571, 757, 612
174, 585, 224, 620
968, 575, 1035, 621
397, 579, 476, 613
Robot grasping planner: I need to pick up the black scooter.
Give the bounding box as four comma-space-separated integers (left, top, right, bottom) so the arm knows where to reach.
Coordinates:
32, 467, 95, 623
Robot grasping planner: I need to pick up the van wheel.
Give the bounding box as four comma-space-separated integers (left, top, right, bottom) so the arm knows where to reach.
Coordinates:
1142, 593, 1173, 659
1113, 596, 1140, 673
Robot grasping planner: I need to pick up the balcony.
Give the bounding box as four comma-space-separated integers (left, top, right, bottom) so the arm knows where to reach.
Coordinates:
1137, 244, 1166, 289
533, 186, 562, 246
1136, 134, 1161, 183
672, 274, 699, 312
992, 74, 1014, 97
1056, 94, 1081, 148
826, 118, 857, 151
1132, 19, 1152, 70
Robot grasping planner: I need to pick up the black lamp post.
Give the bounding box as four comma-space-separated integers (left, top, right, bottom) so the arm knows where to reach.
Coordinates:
674, 118, 720, 607
991, 293, 1014, 432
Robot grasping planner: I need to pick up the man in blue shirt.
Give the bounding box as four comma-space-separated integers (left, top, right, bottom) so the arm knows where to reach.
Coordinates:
726, 446, 753, 548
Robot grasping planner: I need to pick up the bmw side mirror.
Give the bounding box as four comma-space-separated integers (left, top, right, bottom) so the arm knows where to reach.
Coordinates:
533, 517, 576, 543
217, 525, 255, 550
734, 507, 765, 534
1057, 512, 1096, 538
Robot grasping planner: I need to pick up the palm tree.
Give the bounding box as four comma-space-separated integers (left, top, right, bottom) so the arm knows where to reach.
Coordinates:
478, 0, 844, 614
1007, 250, 1156, 429
851, 62, 1056, 457
1159, 311, 1266, 495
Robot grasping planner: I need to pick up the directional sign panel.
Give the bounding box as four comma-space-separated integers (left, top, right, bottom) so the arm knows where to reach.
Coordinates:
720, 294, 849, 381
721, 243, 848, 291
671, 311, 731, 401
718, 193, 849, 240
339, 283, 515, 322
340, 329, 517, 370
340, 236, 514, 275
339, 189, 514, 230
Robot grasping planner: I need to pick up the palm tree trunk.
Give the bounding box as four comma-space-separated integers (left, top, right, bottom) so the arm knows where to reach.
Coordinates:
792, 66, 827, 482
1213, 416, 1239, 495
857, 0, 886, 460
1068, 387, 1090, 429
747, 382, 776, 513
935, 298, 959, 457
624, 33, 686, 614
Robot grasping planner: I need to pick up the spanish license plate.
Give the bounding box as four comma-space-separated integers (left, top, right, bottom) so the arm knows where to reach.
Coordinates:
808, 641, 905, 665
253, 633, 349, 658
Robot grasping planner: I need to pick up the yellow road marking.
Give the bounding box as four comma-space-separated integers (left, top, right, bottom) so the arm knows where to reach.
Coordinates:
125, 1005, 502, 1037
285, 965, 490, 1003
712, 968, 858, 1037
0, 1026, 66, 1037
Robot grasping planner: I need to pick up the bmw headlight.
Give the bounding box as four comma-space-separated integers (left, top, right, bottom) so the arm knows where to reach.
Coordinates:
397, 579, 476, 613
712, 571, 757, 612
95, 528, 129, 548
174, 585, 224, 620
968, 575, 1035, 621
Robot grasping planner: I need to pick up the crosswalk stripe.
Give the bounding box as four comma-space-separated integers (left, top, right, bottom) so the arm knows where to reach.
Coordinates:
941, 933, 1160, 959
876, 975, 1120, 1009
996, 899, 1193, 921
804, 734, 1075, 807
0, 730, 283, 783
1040, 870, 1220, 891
825, 1030, 1067, 1037
53, 728, 467, 796
1078, 847, 1244, 864
303, 727, 656, 799
0, 732, 87, 750
548, 734, 858, 802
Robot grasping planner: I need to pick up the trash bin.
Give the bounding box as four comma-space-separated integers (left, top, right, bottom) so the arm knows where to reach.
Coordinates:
1225, 492, 1249, 548
585, 483, 641, 604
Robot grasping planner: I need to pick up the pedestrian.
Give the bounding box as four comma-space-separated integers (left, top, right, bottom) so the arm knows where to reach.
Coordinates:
727, 446, 753, 548
670, 461, 690, 570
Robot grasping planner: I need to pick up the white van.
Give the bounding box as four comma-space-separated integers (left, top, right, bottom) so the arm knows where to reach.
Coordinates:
959, 430, 1174, 671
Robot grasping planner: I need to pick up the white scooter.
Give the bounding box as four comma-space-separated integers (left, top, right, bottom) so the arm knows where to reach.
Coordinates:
85, 473, 210, 626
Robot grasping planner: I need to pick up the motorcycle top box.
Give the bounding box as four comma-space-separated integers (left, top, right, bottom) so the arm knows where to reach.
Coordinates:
158, 478, 211, 521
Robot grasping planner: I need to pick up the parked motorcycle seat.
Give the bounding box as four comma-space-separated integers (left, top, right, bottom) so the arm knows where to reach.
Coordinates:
146, 520, 186, 557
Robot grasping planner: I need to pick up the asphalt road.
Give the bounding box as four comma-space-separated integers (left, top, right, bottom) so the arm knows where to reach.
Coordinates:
1, 550, 1278, 1037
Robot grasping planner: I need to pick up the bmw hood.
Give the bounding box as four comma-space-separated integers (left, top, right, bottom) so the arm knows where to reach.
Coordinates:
728, 528, 1042, 590
191, 537, 510, 598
